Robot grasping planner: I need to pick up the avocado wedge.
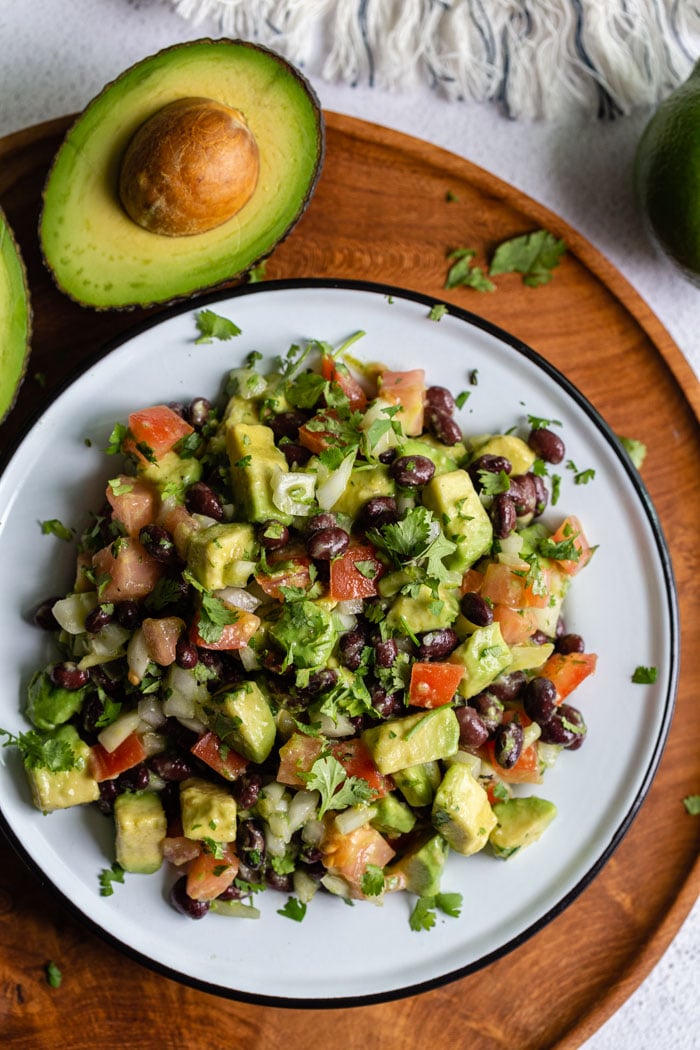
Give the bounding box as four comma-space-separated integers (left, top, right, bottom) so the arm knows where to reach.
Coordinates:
0, 207, 32, 422
39, 39, 325, 309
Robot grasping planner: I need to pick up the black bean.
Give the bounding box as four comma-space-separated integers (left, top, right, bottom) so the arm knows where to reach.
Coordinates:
33, 597, 61, 631
339, 627, 368, 671
169, 876, 210, 919
117, 762, 150, 792
300, 668, 338, 697
539, 703, 587, 749
427, 410, 463, 447
390, 454, 435, 488
528, 427, 565, 464
265, 869, 293, 893
168, 401, 187, 419
455, 706, 489, 749
374, 638, 398, 668
198, 649, 224, 681
237, 819, 266, 869
306, 526, 349, 561
425, 386, 456, 416
234, 772, 263, 809
187, 397, 212, 428
468, 454, 512, 490
556, 633, 585, 655
468, 691, 505, 733
84, 603, 113, 634
378, 448, 397, 465
139, 524, 179, 565
460, 591, 493, 627
418, 627, 458, 660
494, 721, 524, 769
149, 752, 195, 782
269, 410, 308, 443
490, 493, 517, 538
185, 482, 223, 521
175, 636, 199, 670
371, 687, 403, 719
486, 671, 526, 703
530, 472, 549, 517
50, 662, 89, 691
532, 631, 551, 646
361, 496, 399, 529
306, 512, 336, 535
216, 882, 247, 901
508, 474, 538, 517
281, 442, 311, 469
89, 664, 121, 697
258, 520, 290, 551
96, 779, 119, 814
114, 600, 142, 630
522, 676, 557, 724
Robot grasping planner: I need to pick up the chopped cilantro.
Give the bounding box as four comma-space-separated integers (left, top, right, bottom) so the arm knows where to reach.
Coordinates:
489, 229, 566, 287
361, 864, 386, 897
105, 422, 128, 455
99, 863, 125, 897
477, 468, 511, 496
300, 754, 374, 817
454, 390, 470, 409
184, 571, 239, 645
632, 665, 658, 684
277, 896, 307, 922
247, 260, 267, 283
618, 435, 647, 469
107, 477, 133, 497
445, 249, 496, 292
45, 961, 62, 988
409, 892, 463, 931
0, 727, 79, 772
428, 303, 448, 321
683, 795, 700, 816
195, 309, 242, 344
39, 519, 74, 542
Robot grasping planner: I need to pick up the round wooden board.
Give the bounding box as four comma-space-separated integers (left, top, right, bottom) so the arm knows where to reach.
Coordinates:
0, 113, 698, 1050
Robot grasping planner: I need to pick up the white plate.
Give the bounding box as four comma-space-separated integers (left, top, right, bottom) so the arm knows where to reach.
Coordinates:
0, 280, 678, 1005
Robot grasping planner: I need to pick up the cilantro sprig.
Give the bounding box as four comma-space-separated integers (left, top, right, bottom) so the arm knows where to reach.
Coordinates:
409, 892, 463, 931
300, 754, 374, 818
0, 727, 80, 772
195, 310, 242, 344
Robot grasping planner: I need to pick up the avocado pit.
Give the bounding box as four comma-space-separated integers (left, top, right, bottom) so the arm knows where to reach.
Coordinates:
118, 97, 260, 237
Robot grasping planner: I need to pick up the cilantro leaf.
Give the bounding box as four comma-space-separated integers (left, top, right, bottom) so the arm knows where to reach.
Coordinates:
105, 422, 128, 455
0, 727, 80, 772
195, 310, 242, 344
300, 754, 374, 817
99, 863, 125, 897
477, 468, 511, 496
445, 249, 496, 292
45, 961, 62, 988
435, 892, 463, 918
409, 897, 437, 931
428, 303, 448, 321
277, 896, 307, 922
489, 230, 566, 286
618, 435, 647, 470
632, 665, 658, 684
39, 519, 74, 542
361, 864, 386, 897
184, 571, 239, 645
683, 795, 700, 816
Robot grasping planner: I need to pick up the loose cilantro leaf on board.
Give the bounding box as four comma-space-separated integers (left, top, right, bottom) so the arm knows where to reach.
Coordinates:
45, 961, 63, 988
632, 665, 658, 684
300, 755, 374, 817
195, 310, 242, 344
277, 896, 307, 922
618, 435, 647, 470
99, 863, 125, 897
0, 727, 79, 772
445, 249, 496, 292
361, 864, 386, 897
683, 795, 700, 816
39, 519, 74, 542
489, 230, 566, 287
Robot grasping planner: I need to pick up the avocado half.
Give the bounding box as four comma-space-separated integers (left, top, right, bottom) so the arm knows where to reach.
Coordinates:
0, 207, 32, 421
39, 39, 325, 309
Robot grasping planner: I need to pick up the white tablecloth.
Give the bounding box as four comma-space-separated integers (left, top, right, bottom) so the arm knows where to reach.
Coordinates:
0, 2, 698, 1046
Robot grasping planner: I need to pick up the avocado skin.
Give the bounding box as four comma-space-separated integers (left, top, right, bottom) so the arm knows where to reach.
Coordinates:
0, 206, 32, 421
39, 39, 325, 310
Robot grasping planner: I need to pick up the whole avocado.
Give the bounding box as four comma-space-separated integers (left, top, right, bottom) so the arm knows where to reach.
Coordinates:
39, 39, 325, 309
0, 206, 32, 422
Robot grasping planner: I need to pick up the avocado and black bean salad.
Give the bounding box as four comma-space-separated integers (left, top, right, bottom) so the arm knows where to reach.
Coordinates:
3, 316, 597, 928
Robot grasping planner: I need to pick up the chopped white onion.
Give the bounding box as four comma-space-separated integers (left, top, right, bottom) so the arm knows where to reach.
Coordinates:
272, 470, 317, 516
522, 721, 542, 749
287, 790, 320, 834
293, 869, 319, 905
215, 587, 261, 612
316, 451, 355, 510
333, 611, 357, 633
320, 873, 351, 899
137, 695, 166, 729
301, 819, 325, 847
140, 730, 167, 757
445, 750, 482, 777
333, 804, 378, 836
88, 623, 130, 658
52, 592, 98, 634
97, 709, 142, 753
162, 690, 196, 721
316, 711, 356, 738
238, 646, 260, 672
498, 533, 524, 559
360, 397, 402, 458
336, 598, 364, 616
126, 627, 150, 685
175, 715, 207, 735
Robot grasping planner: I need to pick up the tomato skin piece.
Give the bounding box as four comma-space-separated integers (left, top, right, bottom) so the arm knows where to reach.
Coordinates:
255, 549, 313, 601
189, 608, 261, 650
298, 410, 340, 455
89, 732, 147, 782
328, 544, 384, 600
378, 369, 425, 436
277, 734, 393, 798
320, 354, 368, 410
329, 738, 394, 798
460, 567, 485, 595
408, 661, 465, 708
123, 405, 194, 465
539, 651, 598, 702
191, 732, 249, 782
548, 515, 593, 575
186, 843, 239, 902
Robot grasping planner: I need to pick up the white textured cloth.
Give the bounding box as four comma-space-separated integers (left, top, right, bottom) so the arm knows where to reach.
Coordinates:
170, 0, 700, 119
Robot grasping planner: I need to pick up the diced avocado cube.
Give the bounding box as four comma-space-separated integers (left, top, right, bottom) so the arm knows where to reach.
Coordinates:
370, 792, 417, 836
226, 422, 291, 524
186, 522, 259, 590
26, 669, 88, 731
180, 776, 237, 842
384, 583, 460, 634
422, 469, 493, 572
362, 708, 459, 776
449, 623, 512, 699
490, 796, 557, 858
25, 726, 99, 813
507, 641, 554, 672
392, 761, 442, 807
222, 393, 260, 427
398, 435, 466, 475
432, 762, 497, 856
204, 680, 276, 764
387, 832, 449, 897
138, 449, 202, 497
469, 434, 536, 476
331, 464, 395, 518
114, 790, 167, 874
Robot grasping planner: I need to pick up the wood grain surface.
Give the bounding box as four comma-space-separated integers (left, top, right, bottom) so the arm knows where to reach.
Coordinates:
0, 112, 698, 1050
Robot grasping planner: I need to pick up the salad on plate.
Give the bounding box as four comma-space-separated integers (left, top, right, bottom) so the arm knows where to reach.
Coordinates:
2, 317, 597, 927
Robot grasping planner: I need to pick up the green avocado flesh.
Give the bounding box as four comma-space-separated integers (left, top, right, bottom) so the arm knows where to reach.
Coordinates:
0, 208, 31, 421
40, 39, 324, 309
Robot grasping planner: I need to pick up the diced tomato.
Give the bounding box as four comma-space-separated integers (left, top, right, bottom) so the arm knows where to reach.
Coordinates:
480, 561, 551, 610
186, 843, 239, 902
321, 820, 396, 898
493, 604, 540, 645
328, 544, 384, 600
106, 475, 160, 536
377, 369, 425, 436
141, 616, 185, 666
483, 740, 542, 784
123, 405, 194, 465
408, 661, 465, 708
539, 651, 598, 702
320, 354, 368, 410
89, 731, 147, 782
548, 516, 594, 575
191, 731, 249, 782
157, 500, 201, 559
189, 608, 261, 650
255, 548, 313, 601
92, 537, 164, 603
329, 738, 394, 798
277, 733, 325, 787
298, 410, 341, 455
460, 568, 485, 596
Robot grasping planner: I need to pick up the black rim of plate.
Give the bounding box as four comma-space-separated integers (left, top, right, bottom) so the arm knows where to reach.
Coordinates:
0, 277, 680, 1009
